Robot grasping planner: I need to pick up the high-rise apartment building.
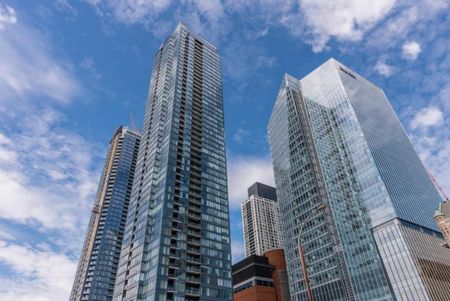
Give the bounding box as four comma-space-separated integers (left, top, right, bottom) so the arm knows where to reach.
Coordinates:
268, 58, 450, 301
242, 182, 284, 256
112, 23, 232, 301
70, 126, 140, 301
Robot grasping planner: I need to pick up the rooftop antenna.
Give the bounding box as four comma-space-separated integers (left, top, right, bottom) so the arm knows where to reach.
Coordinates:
429, 170, 449, 202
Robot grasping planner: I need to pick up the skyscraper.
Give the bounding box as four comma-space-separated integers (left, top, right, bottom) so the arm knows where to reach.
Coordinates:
70, 126, 141, 301
268, 58, 450, 301
242, 182, 284, 256
113, 23, 232, 301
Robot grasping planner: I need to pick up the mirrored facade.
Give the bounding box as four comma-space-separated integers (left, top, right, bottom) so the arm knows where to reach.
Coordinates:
268, 59, 450, 301
112, 23, 232, 301
269, 75, 361, 301
71, 126, 141, 301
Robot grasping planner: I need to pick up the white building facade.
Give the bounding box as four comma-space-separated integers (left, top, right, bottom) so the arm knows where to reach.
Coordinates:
242, 187, 284, 257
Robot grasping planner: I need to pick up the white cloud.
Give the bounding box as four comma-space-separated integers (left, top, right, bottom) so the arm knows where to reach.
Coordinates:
0, 108, 100, 231
0, 229, 14, 241
223, 0, 398, 52
0, 81, 99, 301
428, 139, 450, 196
410, 106, 443, 129
227, 156, 275, 209
0, 4, 98, 235
0, 8, 80, 104
0, 132, 12, 145
231, 240, 245, 263
374, 59, 395, 77
194, 0, 225, 21
0, 240, 77, 301
414, 138, 450, 201
55, 0, 79, 17
409, 121, 450, 201
0, 3, 16, 29
402, 40, 421, 61
87, 0, 230, 43
80, 56, 102, 80
233, 128, 250, 143
83, 0, 445, 61
88, 0, 172, 24
366, 6, 418, 50
256, 55, 278, 68
299, 0, 397, 52
0, 5, 101, 300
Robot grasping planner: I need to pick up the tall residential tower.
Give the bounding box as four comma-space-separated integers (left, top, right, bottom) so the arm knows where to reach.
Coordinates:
70, 126, 140, 301
113, 23, 232, 301
268, 59, 450, 301
242, 182, 284, 256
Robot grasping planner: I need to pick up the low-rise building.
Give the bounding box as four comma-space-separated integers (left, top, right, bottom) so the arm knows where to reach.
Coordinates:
232, 249, 290, 301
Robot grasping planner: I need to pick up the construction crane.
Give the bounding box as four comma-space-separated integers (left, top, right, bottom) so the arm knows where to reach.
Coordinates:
129, 112, 136, 130
92, 205, 100, 214
429, 170, 449, 203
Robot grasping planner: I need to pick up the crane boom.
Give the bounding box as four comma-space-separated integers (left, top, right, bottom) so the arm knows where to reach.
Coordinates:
129, 112, 136, 130
429, 171, 449, 202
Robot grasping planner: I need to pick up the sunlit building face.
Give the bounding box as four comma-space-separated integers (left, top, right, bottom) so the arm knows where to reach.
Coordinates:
268, 58, 449, 301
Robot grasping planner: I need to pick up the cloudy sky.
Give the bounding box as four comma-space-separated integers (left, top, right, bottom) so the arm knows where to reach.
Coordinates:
0, 0, 449, 300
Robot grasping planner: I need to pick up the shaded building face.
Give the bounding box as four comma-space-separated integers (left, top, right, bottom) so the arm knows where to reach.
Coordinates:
232, 250, 290, 301
268, 59, 450, 301
248, 182, 278, 201
70, 127, 140, 301
112, 23, 232, 301
233, 255, 275, 300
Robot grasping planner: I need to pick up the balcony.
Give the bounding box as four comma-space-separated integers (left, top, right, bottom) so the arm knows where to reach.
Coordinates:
186, 265, 201, 274
188, 221, 201, 230
187, 237, 201, 246
187, 246, 201, 255
185, 287, 200, 296
187, 255, 201, 264
187, 229, 201, 237
188, 212, 201, 221
186, 276, 201, 284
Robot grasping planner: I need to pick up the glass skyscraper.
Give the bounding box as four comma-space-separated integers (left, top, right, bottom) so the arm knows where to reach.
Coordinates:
268, 58, 450, 301
71, 126, 141, 301
113, 23, 232, 301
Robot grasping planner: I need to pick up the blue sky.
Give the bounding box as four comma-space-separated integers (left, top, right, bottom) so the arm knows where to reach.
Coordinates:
0, 0, 449, 300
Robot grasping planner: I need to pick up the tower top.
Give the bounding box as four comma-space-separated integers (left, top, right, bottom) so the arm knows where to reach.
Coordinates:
247, 182, 277, 201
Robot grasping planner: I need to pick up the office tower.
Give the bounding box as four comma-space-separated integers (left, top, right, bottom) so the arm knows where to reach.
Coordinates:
113, 23, 232, 301
70, 127, 141, 301
232, 249, 290, 301
242, 182, 284, 256
435, 201, 450, 247
268, 58, 450, 301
